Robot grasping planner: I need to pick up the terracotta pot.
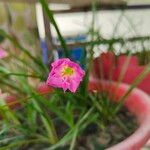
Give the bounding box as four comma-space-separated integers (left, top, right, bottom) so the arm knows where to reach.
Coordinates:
4, 80, 150, 149
91, 52, 150, 94
89, 79, 150, 150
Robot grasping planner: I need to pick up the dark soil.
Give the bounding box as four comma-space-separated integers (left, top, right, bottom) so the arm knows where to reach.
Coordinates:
75, 107, 138, 150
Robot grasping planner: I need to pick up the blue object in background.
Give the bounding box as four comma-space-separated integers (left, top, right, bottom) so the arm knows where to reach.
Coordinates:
58, 47, 85, 68
40, 39, 49, 65
56, 34, 87, 68
53, 34, 87, 45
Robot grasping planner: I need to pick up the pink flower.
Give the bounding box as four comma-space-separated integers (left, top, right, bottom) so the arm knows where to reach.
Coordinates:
46, 58, 85, 93
0, 47, 8, 59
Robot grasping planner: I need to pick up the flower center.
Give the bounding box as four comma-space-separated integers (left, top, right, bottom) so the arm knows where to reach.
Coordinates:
62, 66, 74, 77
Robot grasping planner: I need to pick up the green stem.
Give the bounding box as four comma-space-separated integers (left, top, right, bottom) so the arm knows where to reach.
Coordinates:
0, 80, 25, 94
39, 0, 69, 58
32, 98, 58, 144
9, 51, 44, 76
112, 53, 132, 99
77, 107, 94, 127
0, 29, 48, 73
114, 63, 150, 115
1, 72, 44, 80
89, 94, 102, 113
69, 128, 78, 150
115, 117, 129, 134
0, 103, 20, 126
0, 138, 48, 150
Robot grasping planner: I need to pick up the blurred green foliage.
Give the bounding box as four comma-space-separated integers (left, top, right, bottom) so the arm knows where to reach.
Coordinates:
0, 0, 149, 149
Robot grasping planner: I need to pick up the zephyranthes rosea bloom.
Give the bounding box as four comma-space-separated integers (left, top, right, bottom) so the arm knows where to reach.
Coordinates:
0, 47, 8, 59
46, 58, 85, 93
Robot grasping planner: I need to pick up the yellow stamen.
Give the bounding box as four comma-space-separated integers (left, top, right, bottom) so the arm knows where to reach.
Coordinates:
62, 66, 74, 77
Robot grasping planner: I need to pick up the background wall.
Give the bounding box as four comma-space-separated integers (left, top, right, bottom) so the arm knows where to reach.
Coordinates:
0, 2, 39, 52
0, 2, 150, 56
51, 9, 150, 54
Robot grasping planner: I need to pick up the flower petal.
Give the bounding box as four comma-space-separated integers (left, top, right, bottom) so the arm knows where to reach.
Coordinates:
46, 58, 85, 93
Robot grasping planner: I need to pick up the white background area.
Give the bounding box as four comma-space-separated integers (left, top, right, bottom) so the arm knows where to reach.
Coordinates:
51, 9, 150, 39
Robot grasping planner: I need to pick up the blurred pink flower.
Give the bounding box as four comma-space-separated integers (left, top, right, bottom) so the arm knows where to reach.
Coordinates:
46, 58, 85, 93
0, 47, 8, 59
